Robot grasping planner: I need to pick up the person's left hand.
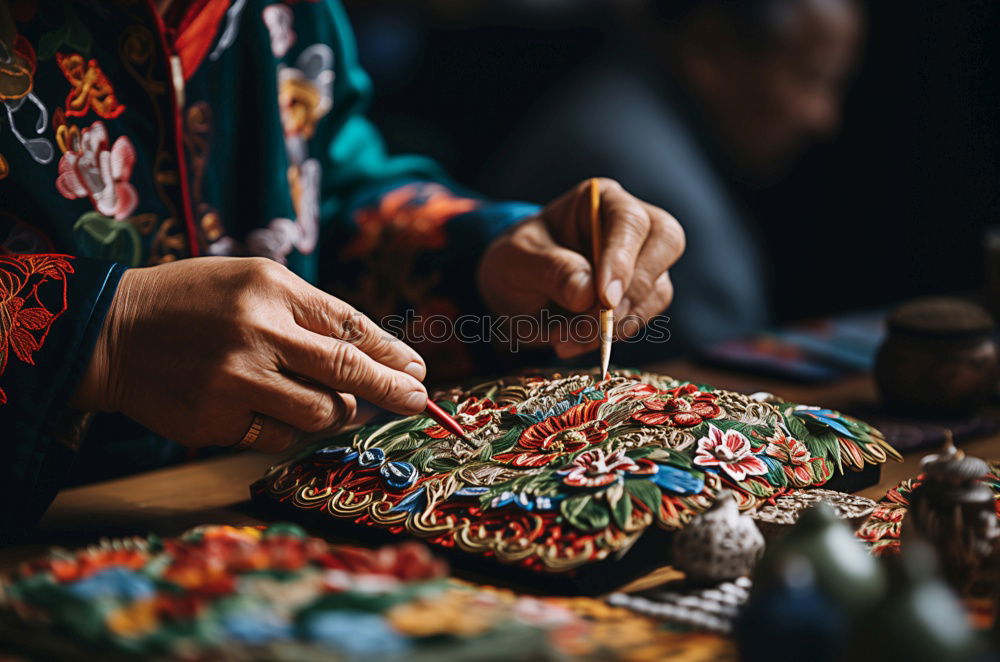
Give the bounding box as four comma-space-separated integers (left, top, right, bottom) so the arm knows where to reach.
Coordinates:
477, 178, 685, 357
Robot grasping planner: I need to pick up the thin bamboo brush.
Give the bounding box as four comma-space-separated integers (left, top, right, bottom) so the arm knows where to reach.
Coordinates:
589, 178, 614, 380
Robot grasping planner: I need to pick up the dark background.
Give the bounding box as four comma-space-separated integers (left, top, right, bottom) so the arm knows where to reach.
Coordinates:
344, 0, 1000, 323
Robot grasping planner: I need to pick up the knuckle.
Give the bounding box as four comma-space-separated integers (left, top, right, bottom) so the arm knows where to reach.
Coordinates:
627, 270, 656, 297
329, 341, 362, 380
244, 256, 283, 279
660, 216, 686, 257
619, 209, 650, 235
299, 392, 336, 432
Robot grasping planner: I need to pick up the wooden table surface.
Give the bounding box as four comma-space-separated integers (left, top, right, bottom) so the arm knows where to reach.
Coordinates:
3, 359, 999, 593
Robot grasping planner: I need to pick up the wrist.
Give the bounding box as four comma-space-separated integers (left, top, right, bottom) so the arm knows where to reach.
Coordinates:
68, 267, 139, 412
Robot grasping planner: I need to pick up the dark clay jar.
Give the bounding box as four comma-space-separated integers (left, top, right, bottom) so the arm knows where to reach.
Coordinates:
874, 297, 999, 418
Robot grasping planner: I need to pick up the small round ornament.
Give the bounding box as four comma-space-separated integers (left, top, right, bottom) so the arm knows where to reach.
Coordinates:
671, 490, 765, 584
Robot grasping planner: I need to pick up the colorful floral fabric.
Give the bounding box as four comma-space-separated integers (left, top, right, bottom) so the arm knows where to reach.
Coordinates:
254, 370, 900, 575
0, 0, 538, 538
0, 524, 735, 660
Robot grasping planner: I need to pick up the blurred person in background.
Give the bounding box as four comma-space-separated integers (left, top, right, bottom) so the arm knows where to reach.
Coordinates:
485, 0, 863, 358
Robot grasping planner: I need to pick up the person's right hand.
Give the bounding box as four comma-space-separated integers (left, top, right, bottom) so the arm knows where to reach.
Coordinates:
70, 257, 428, 453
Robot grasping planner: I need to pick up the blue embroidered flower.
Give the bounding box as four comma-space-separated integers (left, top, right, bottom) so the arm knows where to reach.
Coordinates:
220, 606, 292, 644
489, 491, 562, 511
65, 567, 155, 602
315, 446, 358, 463
300, 612, 409, 656
648, 463, 705, 495
389, 487, 427, 514
357, 448, 386, 468
454, 486, 490, 497
380, 461, 419, 490
793, 407, 854, 438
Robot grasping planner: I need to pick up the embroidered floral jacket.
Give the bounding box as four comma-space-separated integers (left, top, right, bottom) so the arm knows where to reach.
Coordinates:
0, 0, 538, 539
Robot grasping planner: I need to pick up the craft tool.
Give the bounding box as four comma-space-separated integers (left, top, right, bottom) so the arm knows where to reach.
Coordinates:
589, 178, 614, 379
425, 399, 470, 442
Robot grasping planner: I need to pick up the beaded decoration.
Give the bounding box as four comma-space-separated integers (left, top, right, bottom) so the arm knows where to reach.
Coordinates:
857, 460, 1000, 556
253, 370, 900, 574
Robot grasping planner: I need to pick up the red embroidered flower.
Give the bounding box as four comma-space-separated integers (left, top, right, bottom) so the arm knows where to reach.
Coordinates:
633, 383, 721, 427
424, 397, 497, 439
765, 429, 830, 487
494, 400, 608, 468
56, 53, 125, 119
560, 449, 655, 488
0, 254, 74, 405
693, 425, 768, 482
56, 121, 138, 219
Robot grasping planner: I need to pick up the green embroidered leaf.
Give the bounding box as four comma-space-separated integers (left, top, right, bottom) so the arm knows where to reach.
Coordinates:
73, 213, 142, 266
560, 494, 610, 532
784, 411, 811, 439
762, 457, 788, 488
488, 426, 522, 455
409, 448, 437, 473
802, 430, 842, 472
65, 19, 92, 55
383, 433, 424, 455
611, 487, 633, 529
435, 399, 458, 415
37, 25, 68, 61
427, 457, 462, 473
738, 479, 772, 498
626, 480, 662, 515
641, 447, 693, 469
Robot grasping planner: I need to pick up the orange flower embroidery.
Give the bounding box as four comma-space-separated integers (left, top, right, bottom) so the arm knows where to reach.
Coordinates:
0, 254, 74, 405
343, 184, 480, 259
55, 53, 125, 119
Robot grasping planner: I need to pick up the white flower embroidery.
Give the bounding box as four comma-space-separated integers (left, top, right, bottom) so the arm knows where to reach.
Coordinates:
55, 121, 138, 220
262, 4, 296, 58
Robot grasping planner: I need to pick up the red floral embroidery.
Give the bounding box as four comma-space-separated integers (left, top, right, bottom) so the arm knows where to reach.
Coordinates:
764, 428, 830, 487
0, 254, 74, 404
633, 383, 722, 427
343, 184, 480, 259
494, 400, 608, 468
560, 449, 654, 488
55, 53, 125, 119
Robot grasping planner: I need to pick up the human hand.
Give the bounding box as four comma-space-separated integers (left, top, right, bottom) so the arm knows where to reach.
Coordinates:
71, 257, 428, 452
477, 178, 685, 357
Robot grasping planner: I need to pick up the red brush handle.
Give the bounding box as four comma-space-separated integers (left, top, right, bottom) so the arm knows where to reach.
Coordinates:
425, 400, 467, 438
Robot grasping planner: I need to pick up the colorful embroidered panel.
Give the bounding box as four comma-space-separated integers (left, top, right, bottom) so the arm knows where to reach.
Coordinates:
0, 524, 734, 660
857, 461, 1000, 556
253, 370, 901, 578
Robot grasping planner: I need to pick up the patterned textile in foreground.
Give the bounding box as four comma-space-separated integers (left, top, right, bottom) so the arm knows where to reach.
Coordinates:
253, 370, 900, 579
0, 524, 733, 660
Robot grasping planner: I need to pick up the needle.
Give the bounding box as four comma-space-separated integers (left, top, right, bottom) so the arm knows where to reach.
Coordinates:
590, 178, 613, 380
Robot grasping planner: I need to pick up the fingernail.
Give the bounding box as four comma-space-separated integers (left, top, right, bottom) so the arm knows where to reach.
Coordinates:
404, 390, 427, 412
403, 360, 426, 381
605, 279, 623, 308
623, 317, 641, 338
